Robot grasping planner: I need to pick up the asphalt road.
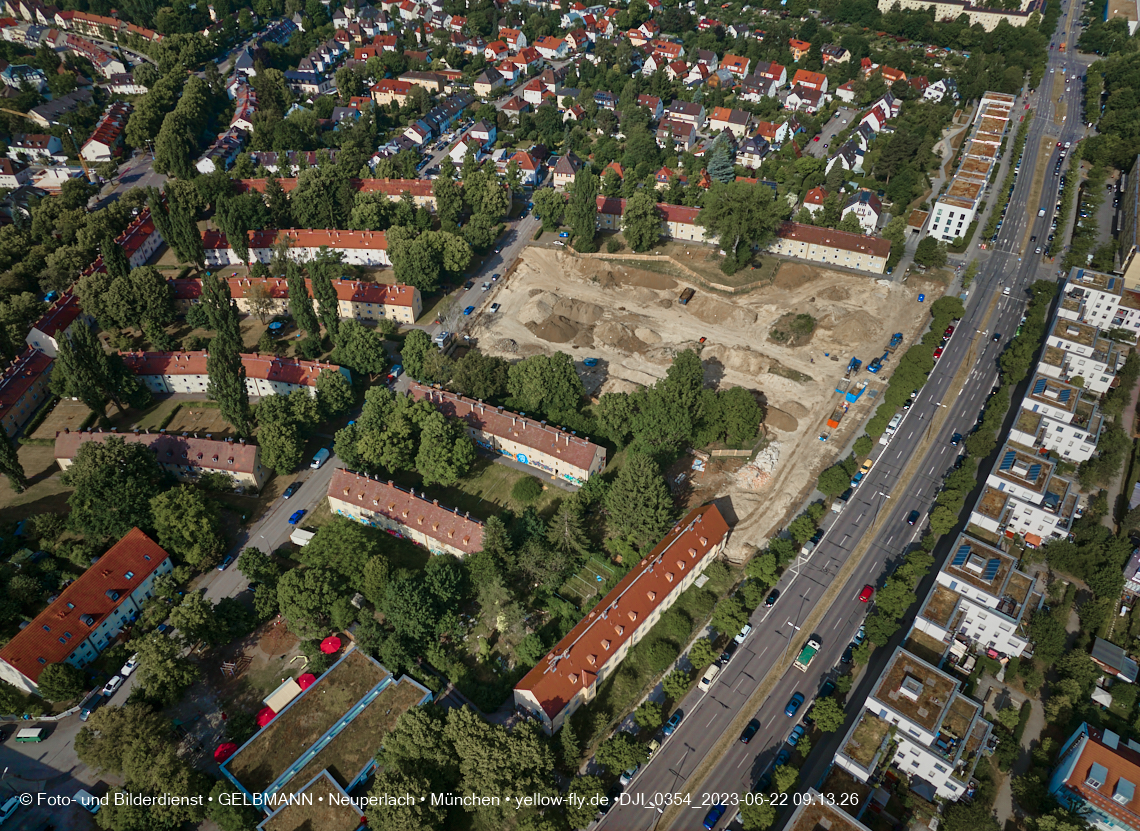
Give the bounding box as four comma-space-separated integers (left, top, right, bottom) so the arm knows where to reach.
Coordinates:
597, 17, 1088, 831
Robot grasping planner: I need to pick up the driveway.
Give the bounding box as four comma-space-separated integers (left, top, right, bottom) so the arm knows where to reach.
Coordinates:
803, 107, 854, 158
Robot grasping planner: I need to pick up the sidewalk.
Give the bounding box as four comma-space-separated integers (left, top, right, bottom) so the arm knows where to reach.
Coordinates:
1103, 366, 1140, 529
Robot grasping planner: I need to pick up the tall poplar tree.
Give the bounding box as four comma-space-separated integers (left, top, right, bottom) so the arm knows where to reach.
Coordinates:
0, 423, 27, 493
285, 260, 320, 339
566, 168, 599, 253
200, 274, 252, 436
308, 249, 342, 341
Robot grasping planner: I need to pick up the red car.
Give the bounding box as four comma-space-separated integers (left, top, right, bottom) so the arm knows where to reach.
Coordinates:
943, 325, 955, 338
859, 585, 874, 603
813, 135, 820, 142
933, 346, 944, 360
1057, 141, 1063, 147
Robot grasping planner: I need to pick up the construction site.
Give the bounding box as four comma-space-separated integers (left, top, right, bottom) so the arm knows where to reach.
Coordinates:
469, 247, 941, 555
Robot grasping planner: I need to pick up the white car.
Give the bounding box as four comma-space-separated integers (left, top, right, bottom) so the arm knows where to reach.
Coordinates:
102, 675, 124, 697
120, 654, 139, 677
734, 624, 753, 644
490, 303, 501, 313
481, 282, 491, 291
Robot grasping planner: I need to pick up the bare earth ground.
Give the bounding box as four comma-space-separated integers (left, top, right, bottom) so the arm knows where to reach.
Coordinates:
469, 248, 938, 554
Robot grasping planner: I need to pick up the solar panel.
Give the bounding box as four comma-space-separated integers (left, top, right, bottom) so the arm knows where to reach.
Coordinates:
1033, 378, 1047, 395
952, 545, 971, 567
1059, 390, 1070, 402
1027, 464, 1041, 481
1000, 450, 1016, 471
983, 558, 1001, 581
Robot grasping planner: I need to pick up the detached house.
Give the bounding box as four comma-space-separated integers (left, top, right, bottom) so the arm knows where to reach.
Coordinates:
535, 35, 567, 60
720, 54, 750, 76
637, 94, 664, 121
736, 135, 769, 169
786, 85, 825, 114
802, 186, 828, 216
791, 68, 827, 93
664, 100, 705, 128
827, 139, 865, 175
835, 80, 856, 104
707, 106, 751, 138
509, 150, 542, 186
656, 119, 696, 151
788, 39, 811, 61
473, 67, 504, 98
820, 44, 849, 64
842, 189, 882, 233
552, 151, 582, 189
499, 27, 526, 50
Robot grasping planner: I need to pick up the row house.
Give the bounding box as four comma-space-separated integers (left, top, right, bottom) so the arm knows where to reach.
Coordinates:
1056, 267, 1128, 332
0, 347, 52, 436
410, 381, 606, 485
80, 100, 131, 163
595, 196, 708, 243
230, 80, 257, 133
241, 151, 343, 176
664, 100, 704, 128
195, 127, 246, 174
121, 350, 351, 398
25, 291, 85, 357
202, 228, 391, 268
371, 78, 413, 106
172, 275, 421, 325
57, 32, 125, 77
707, 106, 751, 138
1011, 374, 1102, 464
328, 470, 484, 558
913, 532, 1043, 659
970, 439, 1080, 544
56, 429, 269, 492
514, 504, 730, 733
767, 221, 890, 273
0, 528, 173, 694
835, 647, 993, 800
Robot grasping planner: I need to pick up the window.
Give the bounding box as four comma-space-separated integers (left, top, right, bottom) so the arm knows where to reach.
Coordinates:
124, 571, 134, 580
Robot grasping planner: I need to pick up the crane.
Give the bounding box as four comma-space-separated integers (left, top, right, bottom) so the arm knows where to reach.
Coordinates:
0, 107, 94, 182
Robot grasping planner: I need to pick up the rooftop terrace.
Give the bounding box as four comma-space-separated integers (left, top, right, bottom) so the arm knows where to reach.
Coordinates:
843, 711, 891, 768
990, 442, 1052, 494
905, 627, 949, 666
1052, 319, 1097, 347
920, 584, 961, 628
1025, 375, 1080, 414
975, 486, 1009, 521
873, 649, 958, 733
944, 534, 1014, 595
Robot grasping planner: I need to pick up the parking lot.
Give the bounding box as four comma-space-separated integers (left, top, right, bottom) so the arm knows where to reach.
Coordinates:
803, 107, 855, 158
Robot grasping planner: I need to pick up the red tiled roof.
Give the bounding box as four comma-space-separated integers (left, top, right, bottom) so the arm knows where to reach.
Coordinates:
0, 347, 52, 414
789, 38, 811, 51
721, 53, 748, 71
120, 351, 336, 388
55, 429, 260, 474
169, 276, 417, 308
792, 69, 826, 89
30, 291, 82, 338
328, 469, 484, 555
202, 228, 388, 252
775, 221, 891, 258
515, 504, 730, 719
409, 382, 604, 475
804, 186, 828, 205
0, 528, 170, 685
594, 196, 699, 226
235, 177, 433, 198
1062, 725, 1140, 827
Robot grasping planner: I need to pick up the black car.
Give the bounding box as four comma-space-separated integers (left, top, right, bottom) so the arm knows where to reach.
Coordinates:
740, 719, 761, 744
841, 643, 855, 664
600, 783, 622, 816
907, 510, 920, 526
951, 433, 962, 446
993, 332, 1002, 342
283, 481, 302, 499
464, 281, 474, 290
765, 589, 780, 607
719, 641, 738, 666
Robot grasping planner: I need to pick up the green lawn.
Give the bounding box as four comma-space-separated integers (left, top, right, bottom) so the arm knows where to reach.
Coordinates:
385, 456, 566, 518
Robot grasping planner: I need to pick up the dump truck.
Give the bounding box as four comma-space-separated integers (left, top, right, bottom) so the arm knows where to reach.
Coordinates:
826, 407, 844, 429
794, 637, 822, 671
886, 333, 903, 352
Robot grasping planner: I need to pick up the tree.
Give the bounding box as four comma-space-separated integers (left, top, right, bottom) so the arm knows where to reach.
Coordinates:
595, 732, 648, 774
688, 637, 718, 668
566, 168, 599, 252
506, 352, 585, 420
622, 190, 660, 252
416, 411, 477, 486
567, 776, 605, 830
711, 595, 750, 637
277, 567, 341, 638
237, 547, 281, 588
662, 669, 690, 701
0, 427, 26, 493
200, 274, 253, 436
817, 462, 854, 496
810, 696, 846, 732
547, 497, 590, 559
772, 764, 798, 794
316, 368, 354, 417
63, 436, 164, 539
915, 236, 948, 268
285, 259, 320, 339
401, 329, 435, 381
150, 486, 224, 567
51, 321, 146, 414
603, 453, 674, 549
533, 187, 566, 231
207, 781, 261, 831
130, 631, 200, 704
699, 181, 788, 274
37, 662, 86, 701
739, 797, 777, 831
153, 110, 199, 179
170, 591, 225, 646
366, 768, 442, 831
837, 212, 864, 234
452, 349, 509, 400
308, 251, 342, 340
720, 386, 763, 447
259, 418, 304, 475
245, 281, 276, 324
706, 132, 735, 183
330, 319, 390, 379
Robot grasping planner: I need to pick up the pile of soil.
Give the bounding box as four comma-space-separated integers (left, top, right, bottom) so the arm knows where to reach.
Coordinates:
764, 407, 799, 433
688, 295, 759, 328
594, 320, 649, 354
773, 263, 817, 290
595, 268, 678, 292
526, 316, 579, 342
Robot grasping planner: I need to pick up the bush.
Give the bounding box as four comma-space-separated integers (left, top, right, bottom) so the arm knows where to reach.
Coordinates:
511, 475, 544, 503
606, 237, 623, 253
853, 435, 873, 457
296, 336, 323, 360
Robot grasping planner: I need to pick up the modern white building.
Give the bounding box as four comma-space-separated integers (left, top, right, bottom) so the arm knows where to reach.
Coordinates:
970, 440, 1081, 544
1041, 317, 1124, 395
913, 532, 1043, 658
0, 528, 173, 694
1057, 267, 1128, 332
835, 647, 992, 801
1010, 374, 1103, 463
928, 91, 1014, 242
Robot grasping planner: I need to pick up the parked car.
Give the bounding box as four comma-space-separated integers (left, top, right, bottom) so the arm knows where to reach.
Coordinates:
819, 679, 837, 698
951, 433, 962, 446
734, 623, 753, 644
121, 654, 139, 677
102, 676, 124, 697
463, 306, 475, 316
784, 692, 805, 717
288, 509, 306, 525
740, 719, 761, 744
703, 803, 726, 830
620, 763, 639, 786
663, 711, 683, 736
217, 555, 234, 571
719, 641, 737, 666
774, 748, 792, 766
787, 724, 806, 747
765, 589, 780, 607
842, 643, 855, 663
852, 626, 866, 647
282, 481, 301, 499
490, 303, 501, 313
859, 584, 874, 602
933, 346, 944, 360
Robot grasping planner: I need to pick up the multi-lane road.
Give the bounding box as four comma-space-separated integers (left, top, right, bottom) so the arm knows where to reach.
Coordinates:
596, 15, 1089, 831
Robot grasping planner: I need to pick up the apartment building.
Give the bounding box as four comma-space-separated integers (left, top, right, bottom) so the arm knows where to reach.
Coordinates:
326, 469, 484, 557
0, 528, 173, 694
25, 291, 85, 358
1057, 268, 1128, 331
55, 429, 269, 491
929, 92, 1014, 242
766, 222, 891, 274
202, 228, 390, 268
913, 532, 1043, 658
514, 504, 730, 733
1119, 155, 1140, 290
0, 347, 52, 437
7, 132, 60, 162
171, 276, 421, 325
1050, 725, 1140, 831
970, 439, 1080, 543
874, 0, 1033, 29
1011, 374, 1102, 463
835, 646, 993, 800
409, 381, 606, 485
120, 351, 351, 398
1041, 317, 1123, 394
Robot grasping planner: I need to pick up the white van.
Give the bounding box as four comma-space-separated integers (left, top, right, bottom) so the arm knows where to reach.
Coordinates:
310, 448, 331, 469
1003, 286, 1011, 296
881, 412, 904, 444
698, 663, 720, 692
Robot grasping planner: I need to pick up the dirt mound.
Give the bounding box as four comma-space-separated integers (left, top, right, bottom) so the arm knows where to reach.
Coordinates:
818, 310, 878, 346
702, 343, 769, 376
526, 315, 580, 343
635, 327, 663, 344
765, 407, 799, 433
687, 295, 758, 328
494, 338, 520, 353
594, 320, 649, 354
551, 296, 605, 325
592, 265, 678, 291
774, 262, 819, 290
783, 401, 810, 419
818, 285, 851, 302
